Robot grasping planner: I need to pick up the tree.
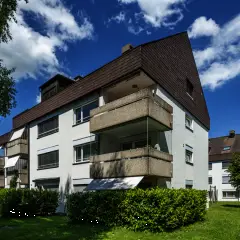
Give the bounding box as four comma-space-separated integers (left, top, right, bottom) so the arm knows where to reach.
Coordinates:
10, 170, 18, 188
228, 153, 240, 201
0, 0, 27, 117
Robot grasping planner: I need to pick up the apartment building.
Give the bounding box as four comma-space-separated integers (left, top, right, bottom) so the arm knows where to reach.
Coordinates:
209, 130, 239, 201
0, 32, 210, 193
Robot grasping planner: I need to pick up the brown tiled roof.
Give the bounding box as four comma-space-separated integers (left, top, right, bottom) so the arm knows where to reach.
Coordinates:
0, 132, 11, 146
209, 134, 240, 162
12, 32, 210, 130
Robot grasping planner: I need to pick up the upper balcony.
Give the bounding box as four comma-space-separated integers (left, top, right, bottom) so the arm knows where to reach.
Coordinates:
90, 87, 173, 133
90, 146, 173, 179
0, 157, 4, 169
6, 138, 28, 158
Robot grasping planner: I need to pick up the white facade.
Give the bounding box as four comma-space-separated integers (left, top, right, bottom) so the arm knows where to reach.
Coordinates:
208, 161, 237, 201
155, 85, 208, 190
28, 81, 208, 194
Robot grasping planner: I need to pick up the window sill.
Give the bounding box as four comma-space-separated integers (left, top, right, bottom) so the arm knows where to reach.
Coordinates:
72, 120, 90, 127
73, 161, 90, 165
185, 126, 194, 132
222, 183, 230, 184
37, 165, 59, 171
37, 129, 59, 139
186, 161, 194, 166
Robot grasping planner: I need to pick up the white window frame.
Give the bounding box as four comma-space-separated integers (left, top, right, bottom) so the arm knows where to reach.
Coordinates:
74, 142, 96, 163
222, 175, 230, 184
185, 114, 193, 130
74, 99, 98, 125
185, 149, 193, 164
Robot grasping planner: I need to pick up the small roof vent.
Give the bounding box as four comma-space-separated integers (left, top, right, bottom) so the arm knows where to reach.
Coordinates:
229, 130, 235, 138
122, 44, 133, 54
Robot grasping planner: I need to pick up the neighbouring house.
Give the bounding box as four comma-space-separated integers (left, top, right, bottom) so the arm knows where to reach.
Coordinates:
209, 130, 239, 201
0, 32, 209, 193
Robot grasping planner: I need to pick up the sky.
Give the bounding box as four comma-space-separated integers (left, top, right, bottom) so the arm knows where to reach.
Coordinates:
0, 0, 240, 138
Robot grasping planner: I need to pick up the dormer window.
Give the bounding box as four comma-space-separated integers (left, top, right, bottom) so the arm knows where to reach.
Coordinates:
223, 146, 231, 151
186, 79, 193, 98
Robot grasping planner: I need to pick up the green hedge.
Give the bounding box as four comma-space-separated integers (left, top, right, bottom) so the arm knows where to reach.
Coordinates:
0, 189, 59, 217
66, 188, 207, 232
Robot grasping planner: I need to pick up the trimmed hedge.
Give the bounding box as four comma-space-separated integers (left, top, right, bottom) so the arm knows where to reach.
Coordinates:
66, 188, 207, 232
0, 189, 59, 217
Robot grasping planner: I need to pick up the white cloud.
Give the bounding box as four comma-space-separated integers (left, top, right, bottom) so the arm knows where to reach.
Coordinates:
118, 0, 186, 28
127, 25, 144, 35
200, 60, 240, 90
188, 16, 220, 39
190, 14, 240, 89
108, 11, 126, 24
0, 0, 94, 80
36, 93, 41, 104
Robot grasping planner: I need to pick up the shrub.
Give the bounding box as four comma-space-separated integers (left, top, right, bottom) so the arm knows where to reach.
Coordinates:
0, 189, 59, 218
66, 188, 207, 232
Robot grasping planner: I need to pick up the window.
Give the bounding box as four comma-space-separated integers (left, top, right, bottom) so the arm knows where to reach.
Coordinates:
74, 142, 97, 163
222, 175, 230, 184
208, 176, 212, 184
222, 161, 230, 169
121, 139, 151, 151
222, 191, 237, 199
185, 114, 193, 130
42, 86, 57, 101
36, 181, 59, 192
223, 146, 231, 151
186, 185, 193, 189
185, 149, 193, 164
38, 116, 58, 138
74, 100, 98, 124
186, 79, 194, 98
38, 150, 59, 169
209, 163, 212, 170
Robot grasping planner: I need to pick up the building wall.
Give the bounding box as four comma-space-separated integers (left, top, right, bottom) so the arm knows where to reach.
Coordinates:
155, 85, 208, 190
29, 93, 99, 194
208, 161, 237, 201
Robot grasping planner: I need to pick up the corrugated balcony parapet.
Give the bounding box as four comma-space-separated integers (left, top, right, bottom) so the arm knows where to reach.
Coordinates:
7, 138, 28, 148
91, 87, 173, 117
90, 146, 173, 163
0, 157, 4, 168
6, 139, 28, 157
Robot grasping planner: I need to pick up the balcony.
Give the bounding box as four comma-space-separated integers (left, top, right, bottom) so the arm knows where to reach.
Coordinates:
0, 157, 4, 168
0, 176, 4, 188
7, 169, 28, 185
6, 139, 28, 157
90, 146, 173, 179
90, 88, 173, 133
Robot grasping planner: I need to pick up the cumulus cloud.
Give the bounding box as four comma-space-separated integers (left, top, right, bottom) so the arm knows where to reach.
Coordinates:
190, 14, 240, 89
188, 16, 220, 38
0, 0, 94, 80
118, 0, 186, 28
36, 93, 41, 104
108, 11, 126, 24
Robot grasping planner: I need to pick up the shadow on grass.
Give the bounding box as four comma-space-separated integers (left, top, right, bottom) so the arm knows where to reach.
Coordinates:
222, 204, 240, 208
0, 216, 112, 240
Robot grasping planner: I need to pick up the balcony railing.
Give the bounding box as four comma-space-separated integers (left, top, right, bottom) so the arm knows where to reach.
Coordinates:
90, 88, 173, 133
6, 138, 28, 157
90, 146, 173, 179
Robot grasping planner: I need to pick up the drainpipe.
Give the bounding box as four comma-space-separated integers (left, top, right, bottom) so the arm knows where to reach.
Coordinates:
27, 125, 30, 189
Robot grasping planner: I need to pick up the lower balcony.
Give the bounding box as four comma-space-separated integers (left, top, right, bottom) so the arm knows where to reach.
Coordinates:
0, 175, 4, 188
7, 169, 28, 186
90, 146, 173, 179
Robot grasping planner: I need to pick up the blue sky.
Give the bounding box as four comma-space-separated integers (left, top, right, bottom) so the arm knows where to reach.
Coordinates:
0, 0, 240, 138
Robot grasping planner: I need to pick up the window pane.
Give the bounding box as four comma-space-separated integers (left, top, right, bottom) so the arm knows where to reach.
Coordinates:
38, 150, 59, 169
222, 161, 230, 169
82, 144, 91, 160
222, 175, 230, 184
75, 146, 82, 162
82, 101, 98, 121
209, 163, 212, 170
185, 150, 193, 163
75, 108, 82, 123
38, 116, 58, 137
208, 177, 212, 184
223, 191, 237, 198
185, 115, 192, 129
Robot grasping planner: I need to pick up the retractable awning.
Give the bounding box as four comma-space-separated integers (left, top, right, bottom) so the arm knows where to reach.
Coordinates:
9, 127, 25, 141
4, 155, 20, 168
86, 176, 144, 191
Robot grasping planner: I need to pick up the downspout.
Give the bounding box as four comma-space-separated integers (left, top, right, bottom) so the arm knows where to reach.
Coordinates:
27, 125, 30, 189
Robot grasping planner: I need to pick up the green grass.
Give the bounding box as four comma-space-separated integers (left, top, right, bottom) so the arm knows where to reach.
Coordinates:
0, 202, 239, 240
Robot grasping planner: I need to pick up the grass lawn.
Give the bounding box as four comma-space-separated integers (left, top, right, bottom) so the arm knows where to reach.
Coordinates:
0, 202, 239, 240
